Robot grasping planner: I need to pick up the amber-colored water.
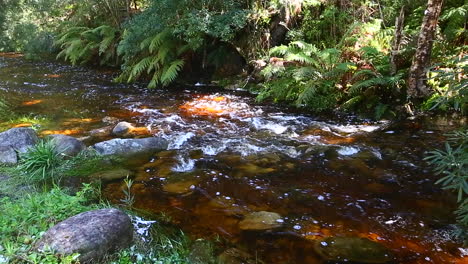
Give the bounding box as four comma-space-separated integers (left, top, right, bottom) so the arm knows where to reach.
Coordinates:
1, 54, 467, 263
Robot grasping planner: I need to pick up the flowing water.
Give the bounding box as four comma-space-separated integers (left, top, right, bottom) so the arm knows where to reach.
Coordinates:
0, 53, 467, 263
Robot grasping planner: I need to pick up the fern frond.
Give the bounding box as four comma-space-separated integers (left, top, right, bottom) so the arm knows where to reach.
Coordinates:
160, 60, 184, 86
129, 57, 153, 81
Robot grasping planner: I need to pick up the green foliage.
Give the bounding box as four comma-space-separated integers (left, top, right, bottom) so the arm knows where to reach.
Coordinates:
0, 187, 99, 263
342, 47, 404, 119
440, 3, 467, 43
0, 98, 14, 121
425, 130, 468, 244
55, 25, 120, 65
117, 30, 186, 88
112, 226, 193, 264
424, 55, 467, 114
115, 0, 250, 87
258, 41, 352, 112
17, 139, 64, 185
15, 140, 118, 186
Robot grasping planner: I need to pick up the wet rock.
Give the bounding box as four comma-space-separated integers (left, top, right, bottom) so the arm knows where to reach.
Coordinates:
236, 163, 275, 177
188, 239, 215, 264
218, 248, 258, 264
35, 208, 133, 263
89, 126, 113, 137
93, 137, 168, 157
0, 127, 39, 153
102, 116, 120, 125
209, 196, 247, 216
239, 211, 283, 231
163, 180, 198, 194
0, 146, 17, 165
48, 134, 86, 157
90, 168, 133, 182
112, 122, 135, 136
314, 237, 393, 263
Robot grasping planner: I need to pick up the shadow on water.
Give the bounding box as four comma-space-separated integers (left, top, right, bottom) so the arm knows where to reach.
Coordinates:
1, 54, 467, 263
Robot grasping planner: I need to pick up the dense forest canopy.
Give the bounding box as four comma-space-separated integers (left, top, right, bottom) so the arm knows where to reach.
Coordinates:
0, 1, 467, 263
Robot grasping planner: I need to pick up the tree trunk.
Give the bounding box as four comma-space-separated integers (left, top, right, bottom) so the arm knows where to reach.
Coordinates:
407, 0, 444, 99
390, 5, 406, 75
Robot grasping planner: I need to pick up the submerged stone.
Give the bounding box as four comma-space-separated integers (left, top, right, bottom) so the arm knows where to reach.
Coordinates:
35, 208, 133, 263
90, 168, 133, 182
218, 248, 257, 264
162, 180, 198, 194
239, 211, 283, 231
314, 237, 393, 263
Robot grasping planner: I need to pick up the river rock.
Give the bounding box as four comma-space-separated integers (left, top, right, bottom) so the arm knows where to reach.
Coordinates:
93, 137, 168, 157
35, 208, 133, 263
89, 126, 113, 137
102, 116, 120, 125
0, 127, 39, 153
48, 134, 86, 157
0, 146, 17, 164
314, 237, 393, 263
163, 179, 198, 194
239, 211, 283, 231
218, 248, 257, 264
90, 168, 133, 182
112, 122, 135, 136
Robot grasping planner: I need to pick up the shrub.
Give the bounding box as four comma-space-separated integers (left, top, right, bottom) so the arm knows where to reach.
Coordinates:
425, 130, 468, 244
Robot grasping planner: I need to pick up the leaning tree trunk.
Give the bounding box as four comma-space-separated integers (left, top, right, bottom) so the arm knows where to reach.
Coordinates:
407, 0, 444, 99
390, 5, 406, 75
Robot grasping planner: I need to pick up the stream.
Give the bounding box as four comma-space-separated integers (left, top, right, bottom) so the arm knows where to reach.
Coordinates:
0, 53, 467, 263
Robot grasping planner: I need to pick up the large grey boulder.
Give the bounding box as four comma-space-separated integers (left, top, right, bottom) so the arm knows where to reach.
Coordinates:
35, 208, 133, 263
48, 134, 86, 157
0, 127, 39, 153
0, 146, 17, 164
93, 137, 168, 157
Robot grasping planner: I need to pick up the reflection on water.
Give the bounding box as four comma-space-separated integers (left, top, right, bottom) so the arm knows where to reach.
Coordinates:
0, 54, 467, 263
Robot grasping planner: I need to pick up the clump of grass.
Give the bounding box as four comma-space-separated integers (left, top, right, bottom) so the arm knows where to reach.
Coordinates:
109, 224, 195, 264
17, 139, 64, 185
14, 140, 123, 187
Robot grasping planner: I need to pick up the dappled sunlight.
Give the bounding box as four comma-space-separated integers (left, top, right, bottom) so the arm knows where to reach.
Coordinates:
22, 99, 43, 106
40, 128, 82, 136
44, 74, 61, 78
0, 53, 23, 58
180, 94, 254, 118
61, 118, 98, 126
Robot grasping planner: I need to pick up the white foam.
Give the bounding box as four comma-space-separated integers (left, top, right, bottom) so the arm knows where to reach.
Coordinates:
132, 216, 156, 242
172, 158, 195, 172
338, 146, 360, 156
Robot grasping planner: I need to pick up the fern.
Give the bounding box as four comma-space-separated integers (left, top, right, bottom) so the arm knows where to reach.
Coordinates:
117, 29, 187, 88
341, 46, 405, 118
259, 41, 349, 112
55, 25, 120, 66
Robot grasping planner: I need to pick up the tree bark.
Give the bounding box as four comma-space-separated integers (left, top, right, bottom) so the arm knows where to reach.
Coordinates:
407, 0, 444, 99
390, 5, 405, 75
